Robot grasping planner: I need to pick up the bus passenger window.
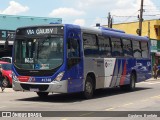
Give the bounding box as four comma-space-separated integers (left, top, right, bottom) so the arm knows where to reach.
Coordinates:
83, 33, 99, 57
98, 36, 111, 57
132, 41, 142, 58
141, 41, 149, 58
111, 38, 123, 57
122, 39, 133, 57
68, 38, 80, 58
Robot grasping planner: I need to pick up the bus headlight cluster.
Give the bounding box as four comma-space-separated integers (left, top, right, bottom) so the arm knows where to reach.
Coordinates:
54, 72, 64, 81
12, 72, 19, 81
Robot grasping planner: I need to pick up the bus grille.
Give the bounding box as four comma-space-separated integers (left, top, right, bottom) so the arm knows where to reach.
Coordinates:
20, 84, 49, 91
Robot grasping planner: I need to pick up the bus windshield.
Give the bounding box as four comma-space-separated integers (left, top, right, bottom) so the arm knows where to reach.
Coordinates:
14, 36, 63, 70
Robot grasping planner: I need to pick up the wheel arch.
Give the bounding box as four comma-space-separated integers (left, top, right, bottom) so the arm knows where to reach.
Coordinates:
85, 72, 96, 90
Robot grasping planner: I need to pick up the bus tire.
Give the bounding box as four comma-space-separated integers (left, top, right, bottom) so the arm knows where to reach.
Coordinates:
2, 77, 10, 88
37, 92, 49, 98
120, 73, 136, 91
83, 76, 94, 99
128, 72, 136, 91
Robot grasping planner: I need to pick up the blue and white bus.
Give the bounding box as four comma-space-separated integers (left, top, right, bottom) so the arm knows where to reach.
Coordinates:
12, 24, 152, 99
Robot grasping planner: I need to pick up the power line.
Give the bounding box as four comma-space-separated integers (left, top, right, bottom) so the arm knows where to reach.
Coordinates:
112, 11, 140, 23
113, 15, 137, 18
144, 14, 160, 16
144, 5, 160, 7
113, 14, 160, 18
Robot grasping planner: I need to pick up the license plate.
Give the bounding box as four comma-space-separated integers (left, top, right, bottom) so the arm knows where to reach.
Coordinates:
30, 88, 39, 92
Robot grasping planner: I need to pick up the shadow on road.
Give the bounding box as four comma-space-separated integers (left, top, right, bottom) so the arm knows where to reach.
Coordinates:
93, 87, 151, 99
16, 87, 152, 103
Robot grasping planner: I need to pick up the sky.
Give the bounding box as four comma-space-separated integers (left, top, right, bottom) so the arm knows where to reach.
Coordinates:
0, 0, 160, 27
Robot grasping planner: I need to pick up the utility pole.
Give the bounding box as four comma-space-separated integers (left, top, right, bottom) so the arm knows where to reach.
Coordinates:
110, 17, 113, 28
148, 21, 150, 38
138, 0, 144, 36
108, 12, 111, 28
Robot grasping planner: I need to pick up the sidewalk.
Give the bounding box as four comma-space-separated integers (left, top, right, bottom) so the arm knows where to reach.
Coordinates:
145, 77, 160, 82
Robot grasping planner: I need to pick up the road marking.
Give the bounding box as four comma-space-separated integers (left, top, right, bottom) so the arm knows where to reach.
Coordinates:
105, 107, 116, 111
0, 106, 6, 109
121, 103, 133, 107
140, 99, 149, 102
150, 95, 160, 99
79, 112, 95, 117
104, 95, 160, 111
61, 118, 68, 120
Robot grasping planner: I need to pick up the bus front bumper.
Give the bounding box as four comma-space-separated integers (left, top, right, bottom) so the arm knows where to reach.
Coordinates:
12, 80, 68, 93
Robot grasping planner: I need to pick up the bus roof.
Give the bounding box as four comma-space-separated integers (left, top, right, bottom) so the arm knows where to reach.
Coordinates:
16, 24, 149, 41
81, 26, 148, 41
101, 29, 149, 41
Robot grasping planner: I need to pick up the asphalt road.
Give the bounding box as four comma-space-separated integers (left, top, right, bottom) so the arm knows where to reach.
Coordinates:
1, 78, 160, 120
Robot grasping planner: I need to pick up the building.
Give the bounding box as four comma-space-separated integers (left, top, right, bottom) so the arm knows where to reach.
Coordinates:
0, 14, 62, 57
105, 19, 160, 66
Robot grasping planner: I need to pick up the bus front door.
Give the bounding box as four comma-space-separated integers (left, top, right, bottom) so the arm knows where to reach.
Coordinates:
66, 28, 83, 93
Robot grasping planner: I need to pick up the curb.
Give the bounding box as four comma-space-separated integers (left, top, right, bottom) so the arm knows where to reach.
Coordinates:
145, 78, 160, 82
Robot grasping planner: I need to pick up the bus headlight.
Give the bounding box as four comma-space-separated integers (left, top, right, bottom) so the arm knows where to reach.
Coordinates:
12, 72, 19, 81
54, 72, 64, 81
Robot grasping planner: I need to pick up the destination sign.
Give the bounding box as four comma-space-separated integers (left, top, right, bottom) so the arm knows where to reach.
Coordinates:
26, 28, 55, 35
16, 26, 64, 36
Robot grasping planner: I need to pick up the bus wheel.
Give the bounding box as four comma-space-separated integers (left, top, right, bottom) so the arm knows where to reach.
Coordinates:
84, 76, 94, 99
37, 92, 49, 98
2, 78, 10, 88
120, 73, 136, 91
128, 73, 136, 91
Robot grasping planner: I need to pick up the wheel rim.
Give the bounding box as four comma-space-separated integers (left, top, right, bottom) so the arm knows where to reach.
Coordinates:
2, 79, 8, 87
86, 81, 92, 94
131, 75, 135, 88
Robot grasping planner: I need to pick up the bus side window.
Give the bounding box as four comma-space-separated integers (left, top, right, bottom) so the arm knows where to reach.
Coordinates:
83, 33, 99, 57
68, 38, 80, 58
141, 41, 149, 58
122, 38, 133, 57
98, 36, 111, 57
111, 37, 123, 57
132, 41, 142, 58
